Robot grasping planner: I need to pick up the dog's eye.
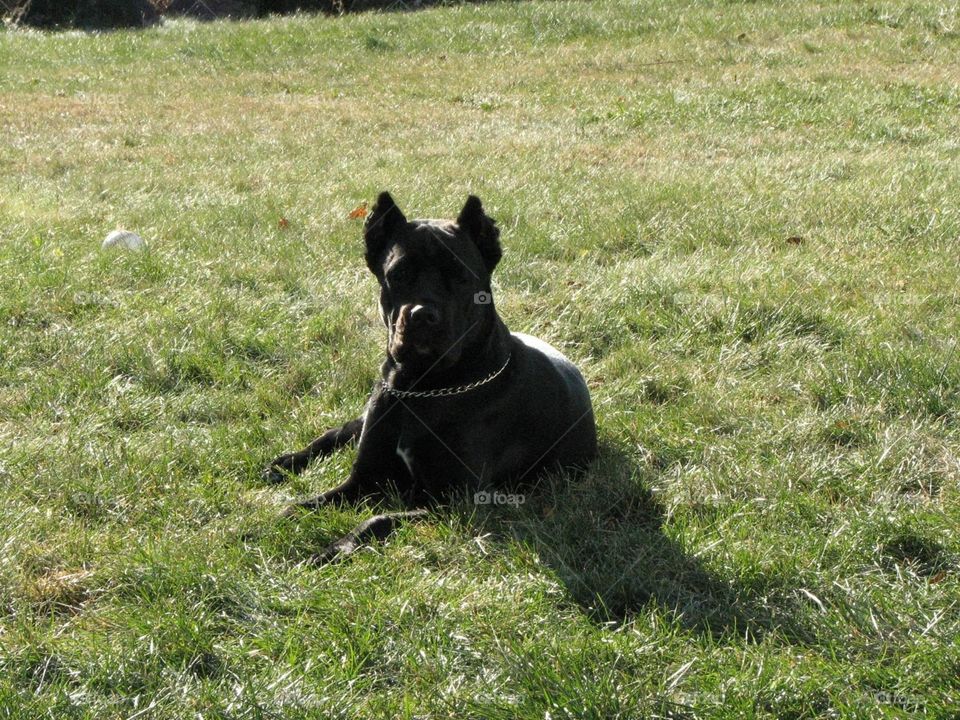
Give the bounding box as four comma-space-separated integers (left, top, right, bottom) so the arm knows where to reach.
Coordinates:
387, 265, 413, 285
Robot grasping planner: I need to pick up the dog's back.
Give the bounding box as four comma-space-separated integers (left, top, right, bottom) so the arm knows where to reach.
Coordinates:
493, 332, 597, 477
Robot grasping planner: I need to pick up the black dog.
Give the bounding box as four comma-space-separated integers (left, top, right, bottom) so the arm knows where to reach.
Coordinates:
264, 192, 597, 561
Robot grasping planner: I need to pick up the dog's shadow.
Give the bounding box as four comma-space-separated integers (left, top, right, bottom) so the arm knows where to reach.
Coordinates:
251, 440, 814, 641
460, 441, 813, 641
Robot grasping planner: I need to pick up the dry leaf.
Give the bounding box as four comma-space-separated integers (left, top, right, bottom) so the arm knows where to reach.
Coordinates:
278, 217, 290, 229
348, 202, 368, 220
786, 235, 804, 245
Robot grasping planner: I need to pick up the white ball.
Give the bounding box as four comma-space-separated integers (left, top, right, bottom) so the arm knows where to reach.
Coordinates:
102, 230, 145, 251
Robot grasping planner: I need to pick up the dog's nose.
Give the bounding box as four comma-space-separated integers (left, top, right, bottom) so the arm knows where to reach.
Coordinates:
409, 304, 440, 327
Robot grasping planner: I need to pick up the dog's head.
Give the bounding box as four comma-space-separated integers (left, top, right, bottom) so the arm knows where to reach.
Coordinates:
363, 191, 502, 370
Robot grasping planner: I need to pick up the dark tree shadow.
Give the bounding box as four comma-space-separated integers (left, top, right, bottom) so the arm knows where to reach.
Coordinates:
5, 0, 512, 30
460, 440, 818, 642
164, 0, 510, 22
7, 0, 159, 30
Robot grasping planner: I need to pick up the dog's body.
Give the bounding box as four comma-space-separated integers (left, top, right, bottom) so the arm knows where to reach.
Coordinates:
265, 192, 596, 561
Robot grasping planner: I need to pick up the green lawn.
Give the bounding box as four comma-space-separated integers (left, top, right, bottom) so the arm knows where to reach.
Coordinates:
1, 1, 959, 716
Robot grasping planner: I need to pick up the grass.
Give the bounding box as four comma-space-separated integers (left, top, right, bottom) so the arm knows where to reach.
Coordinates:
1, 0, 959, 716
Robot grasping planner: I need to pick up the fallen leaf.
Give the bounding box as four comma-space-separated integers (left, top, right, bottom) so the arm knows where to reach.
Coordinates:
278, 217, 290, 229
786, 235, 804, 245
348, 202, 368, 220
930, 571, 947, 585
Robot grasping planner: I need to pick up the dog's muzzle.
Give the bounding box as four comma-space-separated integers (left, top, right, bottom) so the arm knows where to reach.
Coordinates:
390, 303, 450, 363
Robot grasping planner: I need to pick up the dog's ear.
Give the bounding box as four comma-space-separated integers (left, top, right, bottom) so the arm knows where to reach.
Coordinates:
364, 191, 407, 274
457, 195, 502, 272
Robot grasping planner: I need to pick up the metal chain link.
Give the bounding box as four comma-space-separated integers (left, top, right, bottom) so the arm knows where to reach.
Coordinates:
381, 354, 512, 399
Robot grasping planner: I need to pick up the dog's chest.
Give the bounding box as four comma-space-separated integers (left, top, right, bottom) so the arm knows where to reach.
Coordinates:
394, 408, 483, 483
395, 443, 416, 475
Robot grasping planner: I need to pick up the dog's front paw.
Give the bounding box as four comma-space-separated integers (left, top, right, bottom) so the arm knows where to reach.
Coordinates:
311, 537, 359, 565
280, 493, 328, 518
262, 452, 302, 484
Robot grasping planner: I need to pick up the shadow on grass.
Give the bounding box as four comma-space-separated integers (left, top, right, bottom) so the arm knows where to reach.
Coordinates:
468, 440, 818, 642
252, 437, 816, 642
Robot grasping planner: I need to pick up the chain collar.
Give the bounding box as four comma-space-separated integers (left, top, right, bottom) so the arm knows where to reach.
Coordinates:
381, 353, 512, 399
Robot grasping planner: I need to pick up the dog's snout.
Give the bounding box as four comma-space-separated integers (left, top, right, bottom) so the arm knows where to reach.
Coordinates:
392, 303, 445, 362
409, 304, 440, 328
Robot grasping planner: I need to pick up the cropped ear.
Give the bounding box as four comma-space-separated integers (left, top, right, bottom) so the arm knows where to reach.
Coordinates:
364, 191, 407, 274
457, 195, 502, 272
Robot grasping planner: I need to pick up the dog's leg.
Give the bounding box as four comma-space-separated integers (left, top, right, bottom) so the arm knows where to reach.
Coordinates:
281, 475, 366, 515
282, 448, 407, 515
262, 418, 363, 483
284, 394, 410, 514
312, 509, 429, 564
